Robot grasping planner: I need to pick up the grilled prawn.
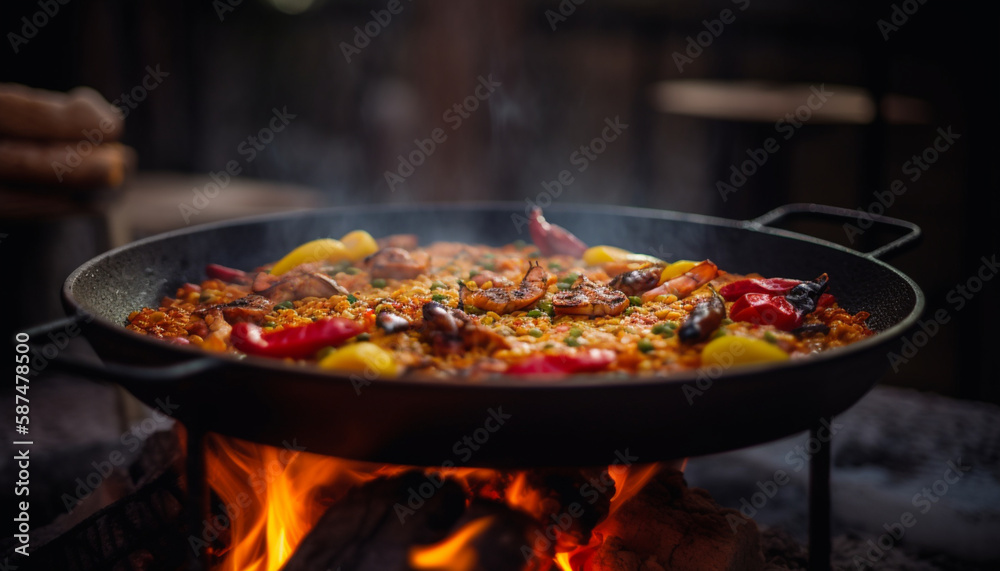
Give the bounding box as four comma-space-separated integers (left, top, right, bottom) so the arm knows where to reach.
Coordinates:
641, 260, 718, 302
460, 262, 550, 314
553, 276, 629, 317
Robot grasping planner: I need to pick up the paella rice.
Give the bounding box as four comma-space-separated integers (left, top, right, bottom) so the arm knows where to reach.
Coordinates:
127, 210, 873, 379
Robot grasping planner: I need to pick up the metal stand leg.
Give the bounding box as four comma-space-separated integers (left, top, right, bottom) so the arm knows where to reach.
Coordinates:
186, 423, 209, 571
808, 423, 831, 571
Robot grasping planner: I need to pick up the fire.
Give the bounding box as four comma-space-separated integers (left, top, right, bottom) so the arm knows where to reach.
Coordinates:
202, 433, 683, 571
409, 516, 494, 571
203, 434, 398, 571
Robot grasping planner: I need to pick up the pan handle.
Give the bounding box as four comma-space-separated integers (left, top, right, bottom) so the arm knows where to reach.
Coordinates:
748, 203, 921, 259
20, 314, 224, 384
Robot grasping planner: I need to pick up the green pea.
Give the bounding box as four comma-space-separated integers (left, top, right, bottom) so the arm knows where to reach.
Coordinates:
527, 309, 544, 318
371, 278, 387, 288
430, 281, 447, 290
764, 331, 778, 344
432, 294, 448, 303
549, 262, 563, 271
569, 327, 582, 338
356, 332, 371, 341
557, 282, 572, 291
538, 300, 554, 316
638, 338, 654, 353
345, 266, 362, 275
275, 300, 295, 310
629, 296, 643, 307
528, 328, 544, 338
564, 337, 581, 347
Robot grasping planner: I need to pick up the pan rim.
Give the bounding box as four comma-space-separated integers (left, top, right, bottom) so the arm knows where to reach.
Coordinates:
63, 201, 925, 390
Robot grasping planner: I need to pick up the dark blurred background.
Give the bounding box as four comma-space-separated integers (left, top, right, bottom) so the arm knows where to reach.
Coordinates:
1, 0, 997, 403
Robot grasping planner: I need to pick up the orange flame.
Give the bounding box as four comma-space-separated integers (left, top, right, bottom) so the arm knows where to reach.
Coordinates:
204, 434, 393, 571
202, 433, 684, 571
409, 516, 494, 571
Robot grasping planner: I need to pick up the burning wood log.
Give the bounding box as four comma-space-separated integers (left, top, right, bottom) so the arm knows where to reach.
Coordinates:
280, 470, 550, 571
591, 469, 764, 571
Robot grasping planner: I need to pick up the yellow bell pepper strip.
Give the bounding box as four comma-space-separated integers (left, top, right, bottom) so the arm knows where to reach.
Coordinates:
231, 318, 363, 359
340, 230, 379, 261
701, 335, 789, 367
270, 238, 349, 276
583, 245, 664, 267
318, 341, 399, 377
659, 260, 697, 283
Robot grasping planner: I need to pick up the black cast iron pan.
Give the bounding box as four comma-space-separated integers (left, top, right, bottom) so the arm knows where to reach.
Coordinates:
27, 203, 923, 468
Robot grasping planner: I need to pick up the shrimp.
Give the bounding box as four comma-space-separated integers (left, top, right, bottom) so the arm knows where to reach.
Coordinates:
552, 276, 629, 317
640, 260, 718, 303
460, 262, 550, 314
366, 247, 430, 280
608, 265, 663, 296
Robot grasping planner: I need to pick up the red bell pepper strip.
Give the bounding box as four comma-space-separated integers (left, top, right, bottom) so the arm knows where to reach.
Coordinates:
205, 263, 249, 283
527, 207, 588, 257
506, 348, 616, 375
729, 293, 802, 331
719, 278, 804, 301
231, 318, 364, 359
817, 293, 836, 309
727, 274, 832, 331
